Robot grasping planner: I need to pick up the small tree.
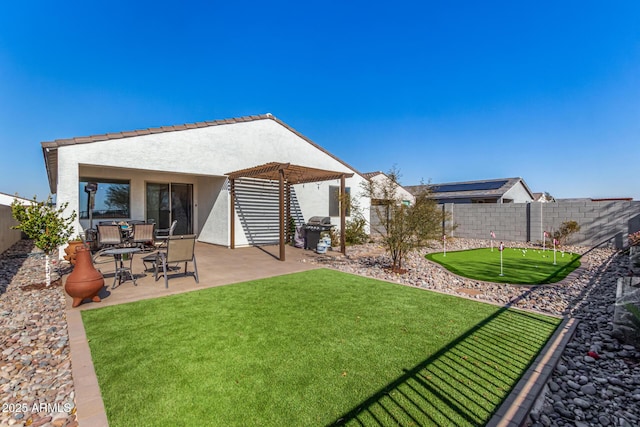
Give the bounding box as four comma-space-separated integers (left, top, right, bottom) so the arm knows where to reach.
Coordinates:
552, 220, 581, 246
11, 196, 77, 286
363, 167, 443, 272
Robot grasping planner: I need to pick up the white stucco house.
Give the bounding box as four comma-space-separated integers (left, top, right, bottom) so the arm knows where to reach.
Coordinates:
41, 114, 371, 253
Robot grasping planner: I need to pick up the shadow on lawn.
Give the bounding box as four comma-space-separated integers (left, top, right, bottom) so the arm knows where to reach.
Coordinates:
329, 290, 559, 426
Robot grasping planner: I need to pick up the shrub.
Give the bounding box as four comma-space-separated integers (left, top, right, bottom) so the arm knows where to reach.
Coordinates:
344, 216, 369, 245
553, 220, 581, 246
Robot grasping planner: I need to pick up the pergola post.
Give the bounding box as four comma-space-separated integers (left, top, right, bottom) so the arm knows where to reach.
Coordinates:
340, 174, 346, 255
279, 169, 285, 261
285, 182, 291, 243
230, 178, 235, 249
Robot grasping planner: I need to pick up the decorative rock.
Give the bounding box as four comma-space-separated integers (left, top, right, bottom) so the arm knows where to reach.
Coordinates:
573, 397, 591, 409
0, 240, 76, 427
567, 380, 581, 390
581, 384, 597, 395
598, 414, 612, 425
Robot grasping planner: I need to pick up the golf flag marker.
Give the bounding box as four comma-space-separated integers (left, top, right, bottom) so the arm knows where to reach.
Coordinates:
490, 230, 495, 251
443, 234, 446, 256
499, 242, 504, 276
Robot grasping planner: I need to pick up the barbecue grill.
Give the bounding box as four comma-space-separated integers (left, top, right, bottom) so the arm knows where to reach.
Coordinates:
303, 216, 335, 250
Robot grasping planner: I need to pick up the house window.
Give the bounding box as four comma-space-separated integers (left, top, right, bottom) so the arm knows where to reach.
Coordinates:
329, 186, 350, 217
79, 178, 130, 219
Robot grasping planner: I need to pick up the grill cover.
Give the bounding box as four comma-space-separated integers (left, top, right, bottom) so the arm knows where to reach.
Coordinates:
306, 216, 332, 226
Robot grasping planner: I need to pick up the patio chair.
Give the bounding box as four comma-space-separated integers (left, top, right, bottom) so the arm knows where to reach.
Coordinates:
130, 223, 155, 252
92, 224, 124, 262
153, 234, 199, 288
154, 220, 177, 248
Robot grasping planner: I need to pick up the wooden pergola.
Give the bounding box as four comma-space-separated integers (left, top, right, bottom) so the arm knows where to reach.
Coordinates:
226, 162, 354, 261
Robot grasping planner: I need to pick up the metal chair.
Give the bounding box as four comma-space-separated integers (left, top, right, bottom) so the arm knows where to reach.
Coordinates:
154, 220, 177, 248
92, 224, 124, 263
130, 223, 155, 252
153, 234, 199, 288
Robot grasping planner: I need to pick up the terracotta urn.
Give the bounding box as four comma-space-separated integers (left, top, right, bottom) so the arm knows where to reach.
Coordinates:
65, 246, 105, 307
64, 240, 85, 265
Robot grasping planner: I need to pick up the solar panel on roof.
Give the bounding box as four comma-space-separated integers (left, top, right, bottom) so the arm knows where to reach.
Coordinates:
432, 180, 508, 193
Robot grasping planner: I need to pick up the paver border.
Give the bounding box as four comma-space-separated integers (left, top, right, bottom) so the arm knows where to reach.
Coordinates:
486, 317, 578, 427
67, 308, 109, 426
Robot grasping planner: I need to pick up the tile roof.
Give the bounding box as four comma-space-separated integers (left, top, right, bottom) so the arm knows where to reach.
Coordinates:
41, 114, 365, 193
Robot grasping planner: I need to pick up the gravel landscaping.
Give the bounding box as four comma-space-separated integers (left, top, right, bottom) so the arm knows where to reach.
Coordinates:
1, 237, 638, 427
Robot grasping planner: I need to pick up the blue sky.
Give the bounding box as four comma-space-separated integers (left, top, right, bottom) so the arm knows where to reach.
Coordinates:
1, 1, 639, 200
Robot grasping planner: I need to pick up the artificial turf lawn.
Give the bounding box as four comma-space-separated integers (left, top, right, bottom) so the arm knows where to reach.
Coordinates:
81, 269, 561, 426
426, 247, 581, 284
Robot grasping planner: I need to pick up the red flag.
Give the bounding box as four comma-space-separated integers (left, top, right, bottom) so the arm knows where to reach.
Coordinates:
499, 242, 504, 251
544, 231, 549, 238
490, 231, 496, 239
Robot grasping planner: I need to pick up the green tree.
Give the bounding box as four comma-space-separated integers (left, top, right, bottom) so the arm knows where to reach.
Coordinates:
362, 167, 443, 271
11, 196, 77, 286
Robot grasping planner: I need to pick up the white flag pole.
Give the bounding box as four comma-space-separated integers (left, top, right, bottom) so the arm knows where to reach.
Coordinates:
499, 242, 504, 276
443, 234, 446, 257
553, 239, 557, 265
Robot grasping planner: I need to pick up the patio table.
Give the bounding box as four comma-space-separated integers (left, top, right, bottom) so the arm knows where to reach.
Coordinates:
103, 247, 141, 288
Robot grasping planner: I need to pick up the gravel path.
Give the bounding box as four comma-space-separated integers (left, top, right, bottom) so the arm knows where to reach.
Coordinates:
1, 238, 638, 427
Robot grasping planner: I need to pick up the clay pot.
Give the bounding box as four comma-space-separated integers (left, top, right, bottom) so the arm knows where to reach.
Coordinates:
64, 240, 85, 265
65, 246, 105, 307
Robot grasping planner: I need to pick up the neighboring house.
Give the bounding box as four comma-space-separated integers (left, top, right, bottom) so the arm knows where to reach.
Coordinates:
362, 171, 416, 206
406, 177, 534, 204
532, 192, 556, 203
362, 171, 416, 235
0, 192, 31, 254
41, 114, 371, 249
0, 192, 32, 207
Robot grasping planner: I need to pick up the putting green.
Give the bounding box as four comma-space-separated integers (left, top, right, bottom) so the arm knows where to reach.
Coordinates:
426, 247, 581, 284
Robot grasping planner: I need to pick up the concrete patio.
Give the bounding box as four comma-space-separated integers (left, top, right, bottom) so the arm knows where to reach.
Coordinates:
67, 242, 329, 311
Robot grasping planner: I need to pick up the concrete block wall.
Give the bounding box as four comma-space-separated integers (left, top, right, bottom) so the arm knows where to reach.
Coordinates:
0, 205, 22, 255
445, 200, 640, 249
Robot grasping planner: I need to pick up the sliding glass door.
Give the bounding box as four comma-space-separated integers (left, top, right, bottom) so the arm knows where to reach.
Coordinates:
146, 182, 193, 235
